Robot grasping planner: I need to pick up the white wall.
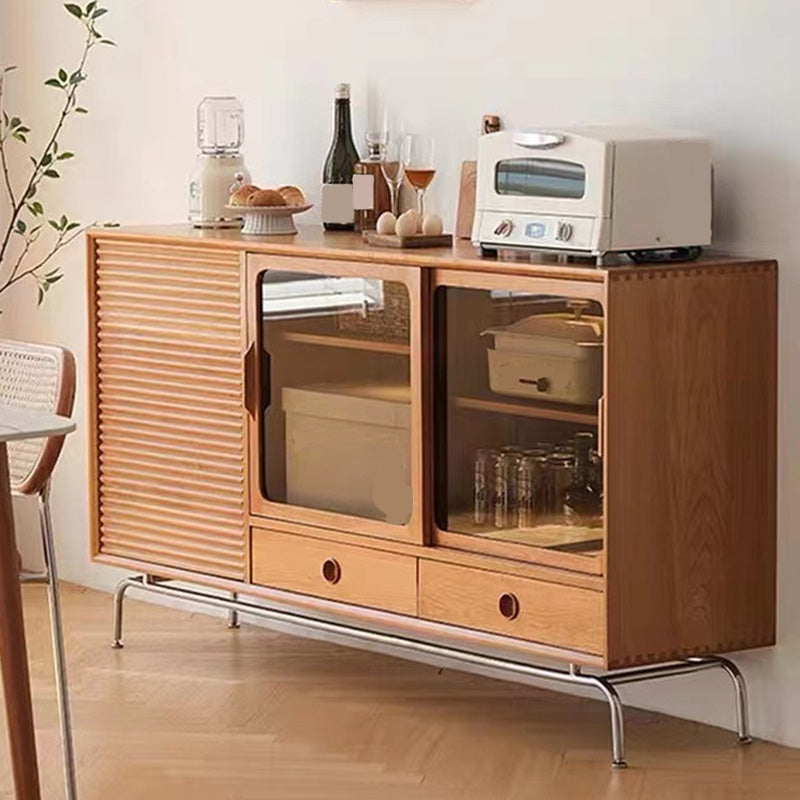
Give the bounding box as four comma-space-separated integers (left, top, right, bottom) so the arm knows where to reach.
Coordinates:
1, 0, 798, 746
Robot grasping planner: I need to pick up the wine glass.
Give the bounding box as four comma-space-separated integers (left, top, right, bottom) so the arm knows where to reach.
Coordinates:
401, 134, 435, 217
380, 137, 405, 217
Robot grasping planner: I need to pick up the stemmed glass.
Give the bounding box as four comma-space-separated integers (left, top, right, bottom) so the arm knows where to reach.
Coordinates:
380, 137, 404, 217
401, 134, 435, 217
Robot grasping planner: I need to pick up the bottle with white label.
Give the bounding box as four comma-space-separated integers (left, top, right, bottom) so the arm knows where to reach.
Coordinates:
321, 83, 360, 231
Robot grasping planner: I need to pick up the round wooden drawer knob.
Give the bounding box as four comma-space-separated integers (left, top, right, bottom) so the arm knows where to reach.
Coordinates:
321, 558, 342, 585
498, 592, 520, 621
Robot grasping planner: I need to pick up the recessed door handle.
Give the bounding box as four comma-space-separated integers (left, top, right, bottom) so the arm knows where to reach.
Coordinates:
321, 558, 342, 585
498, 592, 520, 620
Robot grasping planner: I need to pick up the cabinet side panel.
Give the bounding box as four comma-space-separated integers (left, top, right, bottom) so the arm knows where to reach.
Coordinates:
605, 263, 777, 667
90, 238, 247, 580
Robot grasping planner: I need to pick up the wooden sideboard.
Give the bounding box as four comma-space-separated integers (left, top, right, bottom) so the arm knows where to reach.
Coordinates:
86, 226, 777, 678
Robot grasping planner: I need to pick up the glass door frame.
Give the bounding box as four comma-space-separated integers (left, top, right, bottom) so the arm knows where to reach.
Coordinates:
430, 267, 608, 575
244, 253, 425, 545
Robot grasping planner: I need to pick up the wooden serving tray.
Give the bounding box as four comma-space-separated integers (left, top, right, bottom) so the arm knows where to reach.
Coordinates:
363, 231, 453, 249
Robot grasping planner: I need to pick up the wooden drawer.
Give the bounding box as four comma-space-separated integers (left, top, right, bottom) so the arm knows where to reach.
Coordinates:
419, 560, 604, 655
251, 528, 417, 616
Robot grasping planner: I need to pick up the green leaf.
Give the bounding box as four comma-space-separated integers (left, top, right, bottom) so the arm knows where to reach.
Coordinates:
44, 169, 60, 178
86, 1, 97, 12
74, 107, 88, 114
26, 184, 36, 198
102, 221, 120, 228
27, 201, 44, 216
69, 71, 84, 85
64, 4, 83, 19
45, 78, 63, 88
99, 39, 116, 46
60, 214, 68, 228
16, 126, 30, 134
9, 116, 20, 129
57, 152, 74, 160
37, 286, 44, 306
66, 222, 80, 231
48, 219, 61, 231
92, 7, 107, 17
2, 66, 18, 74
15, 219, 26, 234
41, 153, 52, 167
47, 274, 63, 285
58, 68, 68, 82
12, 132, 27, 143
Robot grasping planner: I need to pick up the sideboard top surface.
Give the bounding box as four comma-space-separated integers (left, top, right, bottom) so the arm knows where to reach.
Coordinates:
87, 225, 774, 282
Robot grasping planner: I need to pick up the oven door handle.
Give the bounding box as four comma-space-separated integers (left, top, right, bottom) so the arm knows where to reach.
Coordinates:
513, 131, 565, 149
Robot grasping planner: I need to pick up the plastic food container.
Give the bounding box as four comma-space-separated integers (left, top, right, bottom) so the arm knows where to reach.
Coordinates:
283, 383, 412, 524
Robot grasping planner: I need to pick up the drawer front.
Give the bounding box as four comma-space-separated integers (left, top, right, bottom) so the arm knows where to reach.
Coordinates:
419, 560, 604, 654
251, 528, 417, 616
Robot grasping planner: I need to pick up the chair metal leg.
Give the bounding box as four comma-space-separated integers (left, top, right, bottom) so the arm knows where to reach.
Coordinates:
38, 485, 78, 800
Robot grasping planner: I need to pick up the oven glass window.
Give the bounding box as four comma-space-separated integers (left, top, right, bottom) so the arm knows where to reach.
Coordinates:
495, 159, 586, 199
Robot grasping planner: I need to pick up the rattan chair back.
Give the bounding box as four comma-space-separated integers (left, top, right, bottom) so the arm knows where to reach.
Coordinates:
0, 340, 76, 496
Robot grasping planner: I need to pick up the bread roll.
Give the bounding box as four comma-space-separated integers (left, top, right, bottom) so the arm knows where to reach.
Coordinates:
246, 189, 286, 207
276, 185, 306, 206
229, 184, 260, 206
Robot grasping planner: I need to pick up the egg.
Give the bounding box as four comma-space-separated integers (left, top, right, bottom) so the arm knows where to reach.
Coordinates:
422, 214, 444, 236
395, 210, 420, 238
376, 212, 396, 235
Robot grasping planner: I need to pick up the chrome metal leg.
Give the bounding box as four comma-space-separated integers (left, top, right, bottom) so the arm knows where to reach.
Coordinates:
38, 485, 78, 800
227, 592, 240, 629
688, 656, 752, 743
111, 575, 141, 649
584, 673, 627, 768
108, 575, 757, 769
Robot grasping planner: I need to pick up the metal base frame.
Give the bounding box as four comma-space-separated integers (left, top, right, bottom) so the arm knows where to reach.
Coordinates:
110, 574, 753, 768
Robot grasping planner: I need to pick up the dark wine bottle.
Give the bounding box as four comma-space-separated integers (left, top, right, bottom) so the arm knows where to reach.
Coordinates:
322, 83, 360, 231
563, 432, 603, 523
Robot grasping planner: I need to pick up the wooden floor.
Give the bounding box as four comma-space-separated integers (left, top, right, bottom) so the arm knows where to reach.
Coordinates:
3, 583, 799, 799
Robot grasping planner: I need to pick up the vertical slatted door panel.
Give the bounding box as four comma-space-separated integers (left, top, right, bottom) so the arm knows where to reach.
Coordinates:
91, 239, 247, 580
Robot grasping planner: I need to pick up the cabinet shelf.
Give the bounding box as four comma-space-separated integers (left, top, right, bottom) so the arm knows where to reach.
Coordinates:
454, 395, 597, 426
282, 331, 410, 356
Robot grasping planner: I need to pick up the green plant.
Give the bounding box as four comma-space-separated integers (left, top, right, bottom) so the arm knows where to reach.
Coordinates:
0, 2, 116, 307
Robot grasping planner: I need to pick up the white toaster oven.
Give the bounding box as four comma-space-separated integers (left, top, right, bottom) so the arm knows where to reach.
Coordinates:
472, 126, 712, 262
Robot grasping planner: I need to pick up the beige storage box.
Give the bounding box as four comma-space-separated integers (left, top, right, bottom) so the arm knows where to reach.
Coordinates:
483, 311, 603, 405
283, 383, 412, 525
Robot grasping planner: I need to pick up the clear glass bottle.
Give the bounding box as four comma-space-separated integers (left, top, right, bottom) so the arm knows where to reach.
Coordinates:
473, 448, 495, 526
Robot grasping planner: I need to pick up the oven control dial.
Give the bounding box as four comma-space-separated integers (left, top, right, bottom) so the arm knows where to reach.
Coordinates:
493, 219, 514, 238
556, 221, 573, 242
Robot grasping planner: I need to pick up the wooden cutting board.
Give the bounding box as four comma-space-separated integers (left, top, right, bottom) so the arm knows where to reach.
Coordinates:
455, 160, 477, 240
362, 232, 453, 249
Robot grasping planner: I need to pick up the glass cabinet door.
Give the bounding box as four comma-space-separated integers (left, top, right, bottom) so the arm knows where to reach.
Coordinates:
433, 272, 605, 572
246, 256, 421, 543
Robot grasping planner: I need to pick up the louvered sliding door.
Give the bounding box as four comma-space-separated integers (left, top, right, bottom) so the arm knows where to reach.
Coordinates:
89, 237, 247, 581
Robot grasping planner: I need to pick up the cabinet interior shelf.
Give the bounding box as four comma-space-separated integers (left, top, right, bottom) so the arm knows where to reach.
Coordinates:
282, 331, 410, 356
454, 395, 597, 426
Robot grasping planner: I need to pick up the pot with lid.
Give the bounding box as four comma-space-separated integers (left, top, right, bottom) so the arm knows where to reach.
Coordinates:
482, 299, 603, 405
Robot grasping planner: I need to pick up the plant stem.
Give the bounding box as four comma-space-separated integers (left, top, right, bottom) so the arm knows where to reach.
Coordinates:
0, 223, 91, 293
0, 24, 94, 271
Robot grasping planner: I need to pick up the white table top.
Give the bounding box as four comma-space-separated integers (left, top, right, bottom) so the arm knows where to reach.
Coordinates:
0, 404, 75, 442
